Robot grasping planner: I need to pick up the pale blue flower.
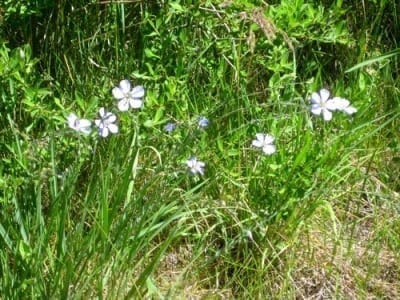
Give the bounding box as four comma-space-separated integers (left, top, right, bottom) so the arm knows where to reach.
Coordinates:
331, 97, 357, 115
112, 79, 145, 111
67, 113, 91, 134
310, 89, 337, 121
198, 116, 209, 128
164, 122, 176, 133
252, 133, 276, 155
186, 157, 205, 175
94, 107, 118, 138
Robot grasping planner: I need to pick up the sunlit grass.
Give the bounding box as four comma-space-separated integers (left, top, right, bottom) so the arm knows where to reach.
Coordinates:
1, 0, 400, 298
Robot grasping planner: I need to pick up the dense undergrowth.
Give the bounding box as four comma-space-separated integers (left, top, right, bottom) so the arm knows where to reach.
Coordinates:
1, 0, 400, 298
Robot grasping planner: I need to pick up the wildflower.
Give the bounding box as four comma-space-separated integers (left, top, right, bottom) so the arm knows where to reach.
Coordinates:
252, 133, 276, 155
310, 88, 338, 121
331, 97, 357, 115
112, 79, 145, 111
67, 113, 92, 134
198, 116, 209, 128
186, 157, 205, 175
164, 122, 176, 133
94, 107, 118, 137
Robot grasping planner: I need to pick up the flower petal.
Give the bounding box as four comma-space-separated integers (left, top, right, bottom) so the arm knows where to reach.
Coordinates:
106, 113, 117, 123
67, 113, 78, 129
108, 124, 119, 134
129, 99, 143, 109
310, 92, 321, 104
262, 144, 276, 155
310, 105, 322, 115
330, 97, 350, 110
99, 107, 105, 118
112, 87, 124, 100
119, 79, 131, 93
322, 109, 333, 121
263, 134, 274, 145
67, 113, 77, 121
252, 140, 264, 148
79, 119, 91, 127
255, 133, 265, 142
118, 99, 130, 111
95, 119, 101, 127
197, 167, 205, 175
187, 157, 196, 165
325, 99, 339, 111
320, 89, 330, 102
344, 106, 357, 115
80, 126, 92, 135
100, 127, 109, 137
186, 160, 194, 168
131, 85, 145, 98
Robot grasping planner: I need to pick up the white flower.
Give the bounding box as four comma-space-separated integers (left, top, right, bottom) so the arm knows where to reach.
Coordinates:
186, 157, 205, 175
94, 107, 118, 138
331, 97, 357, 115
198, 116, 209, 128
310, 88, 338, 121
112, 79, 145, 111
67, 113, 92, 134
252, 133, 276, 155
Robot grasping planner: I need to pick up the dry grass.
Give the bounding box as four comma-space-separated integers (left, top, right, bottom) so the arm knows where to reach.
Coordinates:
291, 192, 400, 299
154, 181, 400, 299
156, 244, 234, 299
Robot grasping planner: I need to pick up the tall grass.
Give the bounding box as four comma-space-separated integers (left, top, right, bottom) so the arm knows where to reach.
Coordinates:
1, 0, 400, 298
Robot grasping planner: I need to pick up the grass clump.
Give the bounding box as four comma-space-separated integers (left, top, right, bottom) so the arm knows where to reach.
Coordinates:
1, 0, 400, 298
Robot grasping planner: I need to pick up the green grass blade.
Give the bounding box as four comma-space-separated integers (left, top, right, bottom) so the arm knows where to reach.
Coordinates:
345, 48, 400, 73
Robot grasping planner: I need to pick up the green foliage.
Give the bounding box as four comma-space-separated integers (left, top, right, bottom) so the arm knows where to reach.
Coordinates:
3, 0, 53, 18
1, 0, 400, 298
